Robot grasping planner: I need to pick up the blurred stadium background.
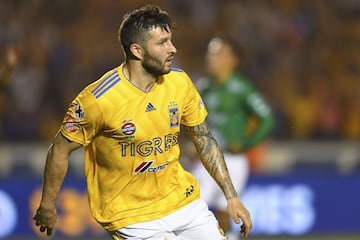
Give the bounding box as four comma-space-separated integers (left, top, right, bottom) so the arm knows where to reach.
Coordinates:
0, 0, 359, 239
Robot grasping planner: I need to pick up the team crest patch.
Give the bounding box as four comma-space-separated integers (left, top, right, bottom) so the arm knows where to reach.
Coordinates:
168, 101, 179, 128
63, 115, 80, 133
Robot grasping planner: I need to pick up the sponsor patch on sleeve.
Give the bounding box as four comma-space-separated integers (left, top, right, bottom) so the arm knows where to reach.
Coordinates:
63, 115, 81, 133
199, 98, 204, 109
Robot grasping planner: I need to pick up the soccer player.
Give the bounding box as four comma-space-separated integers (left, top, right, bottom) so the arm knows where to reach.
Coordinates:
33, 5, 252, 240
192, 35, 274, 239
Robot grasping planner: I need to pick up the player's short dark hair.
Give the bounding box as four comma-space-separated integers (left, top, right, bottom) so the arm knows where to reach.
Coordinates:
119, 5, 174, 60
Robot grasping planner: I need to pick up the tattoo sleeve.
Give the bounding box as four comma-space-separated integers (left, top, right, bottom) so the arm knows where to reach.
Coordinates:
184, 122, 238, 200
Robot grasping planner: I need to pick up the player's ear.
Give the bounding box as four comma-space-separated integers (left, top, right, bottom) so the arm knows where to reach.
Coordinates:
129, 43, 143, 60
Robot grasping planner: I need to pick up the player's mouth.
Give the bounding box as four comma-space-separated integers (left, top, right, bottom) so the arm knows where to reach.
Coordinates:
165, 55, 174, 65
165, 58, 173, 65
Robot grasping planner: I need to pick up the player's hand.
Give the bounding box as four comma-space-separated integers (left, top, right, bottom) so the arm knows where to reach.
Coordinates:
33, 207, 57, 236
227, 197, 252, 237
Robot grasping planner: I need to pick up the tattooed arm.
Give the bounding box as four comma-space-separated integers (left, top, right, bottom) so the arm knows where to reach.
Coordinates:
184, 121, 252, 237
184, 122, 237, 200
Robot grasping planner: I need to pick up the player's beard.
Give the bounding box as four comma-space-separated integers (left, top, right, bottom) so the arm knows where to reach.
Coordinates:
142, 50, 171, 77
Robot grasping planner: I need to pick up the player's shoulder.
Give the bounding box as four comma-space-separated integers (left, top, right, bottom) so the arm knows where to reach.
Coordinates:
88, 67, 121, 99
170, 66, 185, 73
229, 73, 254, 92
164, 67, 192, 85
167, 67, 190, 78
73, 67, 121, 106
234, 72, 253, 86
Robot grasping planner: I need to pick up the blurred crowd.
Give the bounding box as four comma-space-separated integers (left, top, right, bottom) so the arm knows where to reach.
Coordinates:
1, 0, 359, 143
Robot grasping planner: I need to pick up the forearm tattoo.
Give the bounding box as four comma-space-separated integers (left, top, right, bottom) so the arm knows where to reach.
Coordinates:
184, 122, 237, 200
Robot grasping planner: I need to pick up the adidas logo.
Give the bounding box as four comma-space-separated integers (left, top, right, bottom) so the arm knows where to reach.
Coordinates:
145, 102, 156, 112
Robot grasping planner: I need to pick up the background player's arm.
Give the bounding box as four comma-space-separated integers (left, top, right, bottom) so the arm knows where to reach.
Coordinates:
34, 132, 82, 235
243, 92, 274, 150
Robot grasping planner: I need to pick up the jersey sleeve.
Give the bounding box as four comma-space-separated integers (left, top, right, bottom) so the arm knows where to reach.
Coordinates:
60, 88, 104, 146
181, 74, 208, 126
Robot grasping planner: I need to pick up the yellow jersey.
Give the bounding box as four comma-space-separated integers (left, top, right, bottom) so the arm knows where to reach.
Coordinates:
60, 63, 208, 231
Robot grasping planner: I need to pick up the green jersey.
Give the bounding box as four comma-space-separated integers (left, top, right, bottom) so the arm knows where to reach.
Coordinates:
197, 72, 274, 152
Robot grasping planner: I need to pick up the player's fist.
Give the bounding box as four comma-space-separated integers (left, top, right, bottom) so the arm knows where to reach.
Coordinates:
33, 207, 57, 236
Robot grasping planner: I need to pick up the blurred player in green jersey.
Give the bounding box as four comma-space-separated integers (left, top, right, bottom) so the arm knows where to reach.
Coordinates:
192, 35, 274, 239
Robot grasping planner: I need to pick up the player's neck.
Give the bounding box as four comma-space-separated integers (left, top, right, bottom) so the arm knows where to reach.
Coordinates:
215, 70, 233, 85
123, 62, 156, 92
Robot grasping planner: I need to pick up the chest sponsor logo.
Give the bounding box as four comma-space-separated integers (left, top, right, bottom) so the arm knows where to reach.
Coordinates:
121, 121, 136, 135
134, 161, 169, 174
